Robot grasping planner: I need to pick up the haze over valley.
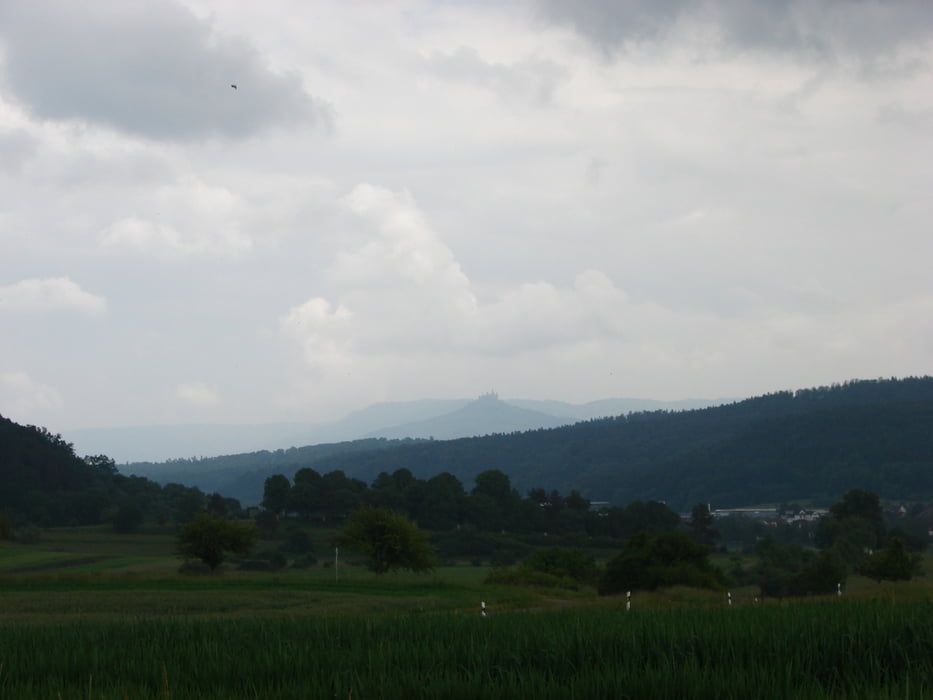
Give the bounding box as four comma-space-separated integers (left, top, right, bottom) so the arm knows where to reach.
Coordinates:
63, 393, 726, 463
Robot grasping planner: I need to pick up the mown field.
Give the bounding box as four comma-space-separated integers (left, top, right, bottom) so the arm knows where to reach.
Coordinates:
1, 527, 932, 698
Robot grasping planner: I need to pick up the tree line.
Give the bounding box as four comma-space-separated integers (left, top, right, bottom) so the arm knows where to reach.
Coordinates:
257, 466, 686, 541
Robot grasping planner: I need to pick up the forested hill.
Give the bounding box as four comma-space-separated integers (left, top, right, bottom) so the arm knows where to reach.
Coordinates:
0, 415, 205, 528
0, 415, 122, 525
181, 377, 932, 509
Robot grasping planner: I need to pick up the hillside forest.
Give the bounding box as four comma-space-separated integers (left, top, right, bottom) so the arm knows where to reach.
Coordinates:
123, 376, 933, 511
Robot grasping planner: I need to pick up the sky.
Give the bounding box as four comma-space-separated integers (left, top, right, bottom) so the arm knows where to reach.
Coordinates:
1, 0, 931, 432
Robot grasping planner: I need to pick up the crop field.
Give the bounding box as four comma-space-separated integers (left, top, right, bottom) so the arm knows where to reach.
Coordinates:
1, 527, 933, 698
2, 599, 933, 698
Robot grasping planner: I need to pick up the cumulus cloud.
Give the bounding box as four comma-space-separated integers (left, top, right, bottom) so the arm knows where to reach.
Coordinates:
0, 372, 64, 419
175, 381, 220, 407
98, 175, 253, 258
0, 0, 331, 141
0, 277, 107, 315
281, 184, 634, 371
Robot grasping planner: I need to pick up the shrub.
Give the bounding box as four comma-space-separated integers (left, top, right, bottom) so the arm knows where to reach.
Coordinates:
858, 538, 922, 582
599, 531, 727, 595
282, 528, 314, 554
291, 554, 318, 569
521, 547, 599, 585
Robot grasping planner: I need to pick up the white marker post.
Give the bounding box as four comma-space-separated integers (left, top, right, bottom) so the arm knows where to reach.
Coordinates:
481, 601, 487, 617
626, 591, 631, 611
727, 592, 732, 606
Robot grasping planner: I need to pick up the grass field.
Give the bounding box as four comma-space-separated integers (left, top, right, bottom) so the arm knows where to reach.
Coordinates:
1, 527, 932, 698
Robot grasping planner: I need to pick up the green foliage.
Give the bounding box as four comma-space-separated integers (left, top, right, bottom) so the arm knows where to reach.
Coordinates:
858, 538, 923, 582
585, 500, 682, 539
599, 531, 727, 595
430, 527, 530, 565
108, 502, 143, 534
254, 509, 279, 537
521, 547, 599, 585
815, 489, 890, 569
335, 507, 437, 574
238, 549, 287, 572
688, 502, 718, 545
262, 474, 291, 514
281, 527, 315, 555
754, 536, 847, 598
176, 514, 259, 572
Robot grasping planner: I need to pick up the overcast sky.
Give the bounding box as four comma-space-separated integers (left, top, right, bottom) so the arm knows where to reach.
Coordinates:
1, 0, 931, 431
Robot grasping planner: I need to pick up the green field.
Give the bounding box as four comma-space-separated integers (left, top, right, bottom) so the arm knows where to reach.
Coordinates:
1, 527, 932, 698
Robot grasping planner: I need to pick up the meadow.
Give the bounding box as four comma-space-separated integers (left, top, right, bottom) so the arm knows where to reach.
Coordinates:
1, 527, 932, 698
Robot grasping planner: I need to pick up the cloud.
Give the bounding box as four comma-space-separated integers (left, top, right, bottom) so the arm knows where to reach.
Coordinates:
0, 128, 38, 173
426, 46, 567, 105
534, 0, 933, 58
0, 372, 64, 419
175, 381, 220, 407
0, 277, 107, 315
98, 175, 254, 258
281, 184, 634, 371
0, 0, 331, 141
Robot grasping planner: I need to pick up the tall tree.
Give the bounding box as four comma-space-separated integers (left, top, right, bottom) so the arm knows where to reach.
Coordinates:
689, 502, 719, 545
262, 474, 291, 515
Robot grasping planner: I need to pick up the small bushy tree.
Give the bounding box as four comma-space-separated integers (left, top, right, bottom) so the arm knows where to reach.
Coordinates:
177, 513, 258, 572
755, 536, 847, 598
521, 547, 599, 585
599, 531, 727, 595
858, 538, 922, 582
335, 507, 436, 574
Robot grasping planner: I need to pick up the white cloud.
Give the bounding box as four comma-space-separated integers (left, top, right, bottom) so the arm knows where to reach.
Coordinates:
98, 175, 253, 258
0, 277, 107, 315
0, 372, 64, 419
282, 184, 636, 368
425, 46, 568, 106
175, 381, 220, 407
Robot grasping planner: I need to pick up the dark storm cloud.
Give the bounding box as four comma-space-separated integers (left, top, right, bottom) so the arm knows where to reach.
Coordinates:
535, 0, 933, 57
0, 1, 331, 141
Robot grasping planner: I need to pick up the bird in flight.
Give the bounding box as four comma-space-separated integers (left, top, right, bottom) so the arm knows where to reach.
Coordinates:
230, 84, 237, 90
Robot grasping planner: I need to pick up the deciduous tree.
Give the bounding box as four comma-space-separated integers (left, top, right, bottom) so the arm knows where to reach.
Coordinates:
335, 507, 436, 574
177, 513, 258, 572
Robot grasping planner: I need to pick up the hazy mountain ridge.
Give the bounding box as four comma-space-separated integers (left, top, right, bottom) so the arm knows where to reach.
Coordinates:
363, 393, 572, 440
66, 395, 723, 463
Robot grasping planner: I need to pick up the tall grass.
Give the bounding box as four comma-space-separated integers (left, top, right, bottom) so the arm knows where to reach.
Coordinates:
2, 600, 931, 698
